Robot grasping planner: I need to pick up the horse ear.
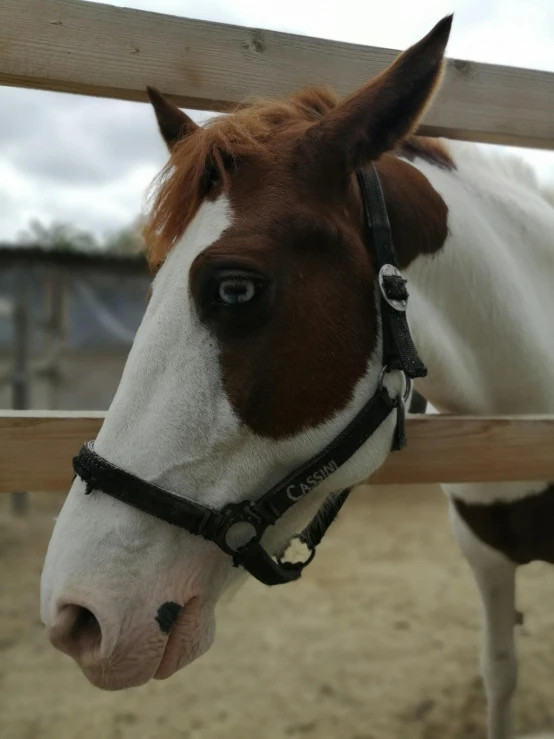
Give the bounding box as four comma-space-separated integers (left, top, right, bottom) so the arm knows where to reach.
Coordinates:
302, 15, 453, 179
146, 86, 198, 151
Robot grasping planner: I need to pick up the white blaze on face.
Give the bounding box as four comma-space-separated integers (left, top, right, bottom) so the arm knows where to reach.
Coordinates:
93, 196, 237, 492
40, 196, 239, 686
40, 195, 396, 688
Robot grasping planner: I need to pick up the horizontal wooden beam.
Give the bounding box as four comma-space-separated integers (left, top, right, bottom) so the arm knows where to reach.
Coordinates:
1, 411, 553, 493
0, 1, 553, 149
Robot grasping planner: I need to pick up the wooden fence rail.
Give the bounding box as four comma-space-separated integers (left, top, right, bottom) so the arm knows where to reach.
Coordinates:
1, 411, 554, 493
0, 4, 553, 496
0, 0, 553, 149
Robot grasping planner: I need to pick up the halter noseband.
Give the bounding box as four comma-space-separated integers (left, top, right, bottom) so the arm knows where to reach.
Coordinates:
73, 165, 427, 587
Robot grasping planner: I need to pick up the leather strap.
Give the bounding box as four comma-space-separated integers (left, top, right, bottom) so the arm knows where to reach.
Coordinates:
253, 386, 397, 523
73, 441, 219, 535
356, 166, 427, 379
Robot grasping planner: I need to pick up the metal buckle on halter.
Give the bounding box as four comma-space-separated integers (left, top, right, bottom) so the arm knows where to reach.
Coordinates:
378, 264, 408, 312
377, 365, 412, 403
207, 500, 267, 556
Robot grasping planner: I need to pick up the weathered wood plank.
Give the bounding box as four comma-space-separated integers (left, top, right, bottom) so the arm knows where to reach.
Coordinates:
0, 412, 104, 494
370, 415, 554, 485
1, 411, 553, 493
0, 0, 553, 148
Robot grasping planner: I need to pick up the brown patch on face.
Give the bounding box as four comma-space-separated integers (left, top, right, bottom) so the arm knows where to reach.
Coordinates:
375, 154, 449, 269
454, 484, 554, 564
190, 145, 377, 439
396, 135, 455, 171
187, 124, 449, 439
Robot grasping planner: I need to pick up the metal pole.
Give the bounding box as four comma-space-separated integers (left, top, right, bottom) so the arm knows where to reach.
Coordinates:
10, 268, 30, 515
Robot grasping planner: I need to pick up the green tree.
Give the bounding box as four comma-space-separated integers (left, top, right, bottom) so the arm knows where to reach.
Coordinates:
17, 216, 147, 254
17, 218, 99, 252
103, 215, 146, 255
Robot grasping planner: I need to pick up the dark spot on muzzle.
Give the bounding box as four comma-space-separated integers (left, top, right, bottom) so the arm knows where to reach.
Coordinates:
155, 602, 182, 634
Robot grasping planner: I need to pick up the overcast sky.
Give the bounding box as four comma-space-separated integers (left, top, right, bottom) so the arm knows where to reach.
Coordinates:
1, 0, 553, 243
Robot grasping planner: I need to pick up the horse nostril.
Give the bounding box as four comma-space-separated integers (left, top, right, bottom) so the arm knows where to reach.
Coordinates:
70, 606, 99, 641
48, 603, 103, 660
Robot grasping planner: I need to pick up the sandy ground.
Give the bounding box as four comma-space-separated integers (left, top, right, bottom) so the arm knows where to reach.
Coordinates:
1, 485, 553, 739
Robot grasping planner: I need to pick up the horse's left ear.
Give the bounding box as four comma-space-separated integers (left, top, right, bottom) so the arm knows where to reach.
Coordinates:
302, 15, 453, 179
146, 86, 199, 151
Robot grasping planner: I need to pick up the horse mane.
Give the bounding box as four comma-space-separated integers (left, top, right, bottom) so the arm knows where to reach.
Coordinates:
144, 87, 340, 269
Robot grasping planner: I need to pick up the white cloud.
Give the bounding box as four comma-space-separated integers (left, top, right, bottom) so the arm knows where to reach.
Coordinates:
0, 0, 552, 240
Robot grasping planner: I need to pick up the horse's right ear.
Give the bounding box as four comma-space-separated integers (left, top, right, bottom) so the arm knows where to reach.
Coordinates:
300, 16, 452, 182
146, 87, 198, 151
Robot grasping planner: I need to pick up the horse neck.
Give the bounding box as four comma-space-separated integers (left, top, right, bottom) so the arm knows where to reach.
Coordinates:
378, 147, 554, 416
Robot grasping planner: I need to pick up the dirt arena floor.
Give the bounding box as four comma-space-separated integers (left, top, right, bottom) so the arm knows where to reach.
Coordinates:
1, 484, 553, 739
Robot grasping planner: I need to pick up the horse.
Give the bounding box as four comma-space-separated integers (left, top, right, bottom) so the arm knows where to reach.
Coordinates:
40, 15, 554, 739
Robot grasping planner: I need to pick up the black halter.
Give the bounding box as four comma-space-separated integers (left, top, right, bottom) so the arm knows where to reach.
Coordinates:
73, 165, 427, 587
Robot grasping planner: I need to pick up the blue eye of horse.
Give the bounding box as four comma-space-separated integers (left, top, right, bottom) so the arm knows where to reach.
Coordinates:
218, 277, 256, 305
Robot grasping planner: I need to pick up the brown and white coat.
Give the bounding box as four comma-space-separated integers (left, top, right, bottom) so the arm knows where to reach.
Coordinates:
40, 16, 554, 739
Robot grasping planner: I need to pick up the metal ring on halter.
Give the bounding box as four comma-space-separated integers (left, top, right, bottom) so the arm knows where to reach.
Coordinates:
377, 365, 412, 403
378, 264, 408, 311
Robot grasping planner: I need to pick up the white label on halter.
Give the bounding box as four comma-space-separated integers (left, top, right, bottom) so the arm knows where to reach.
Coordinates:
286, 461, 339, 501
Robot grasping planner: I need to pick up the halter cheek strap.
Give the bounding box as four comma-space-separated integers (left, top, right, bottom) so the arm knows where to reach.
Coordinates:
72, 164, 427, 587
357, 169, 427, 379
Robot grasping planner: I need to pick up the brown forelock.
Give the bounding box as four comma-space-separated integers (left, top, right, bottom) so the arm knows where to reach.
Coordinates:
454, 484, 554, 565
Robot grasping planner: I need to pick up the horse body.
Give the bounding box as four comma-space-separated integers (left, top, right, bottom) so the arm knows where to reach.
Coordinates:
39, 15, 554, 738
407, 140, 554, 418
401, 141, 554, 739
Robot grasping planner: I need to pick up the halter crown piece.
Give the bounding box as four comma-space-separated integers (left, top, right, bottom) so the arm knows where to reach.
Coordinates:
73, 165, 427, 586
